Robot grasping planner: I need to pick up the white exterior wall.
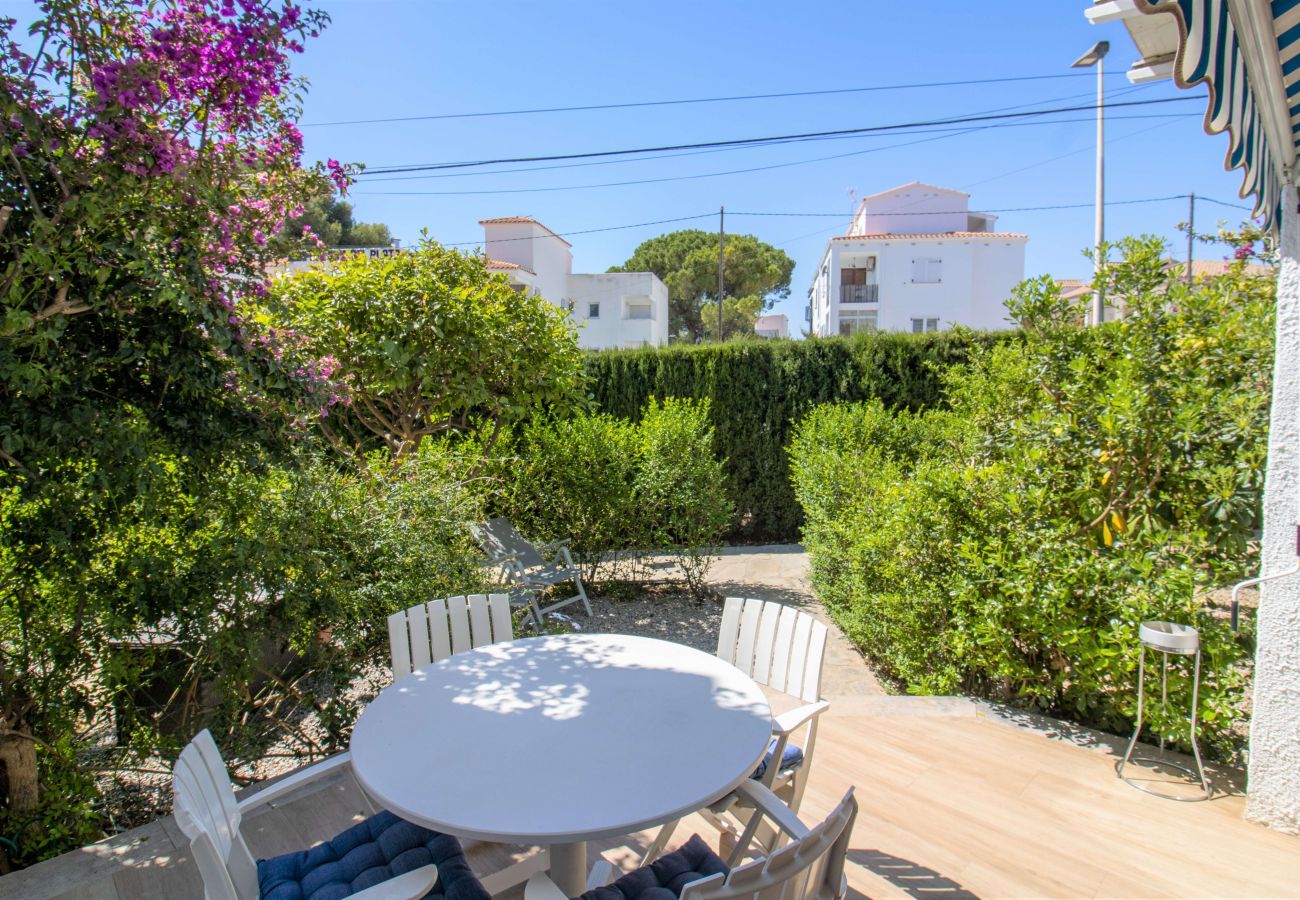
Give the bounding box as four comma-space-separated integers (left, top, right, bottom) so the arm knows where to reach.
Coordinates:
1246, 182, 1300, 834
566, 272, 669, 349
484, 222, 571, 303
813, 236, 1024, 335
482, 220, 668, 350
754, 314, 788, 338
851, 186, 973, 235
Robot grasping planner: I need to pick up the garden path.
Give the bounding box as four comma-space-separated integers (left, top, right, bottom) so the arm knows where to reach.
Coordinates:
702, 544, 886, 698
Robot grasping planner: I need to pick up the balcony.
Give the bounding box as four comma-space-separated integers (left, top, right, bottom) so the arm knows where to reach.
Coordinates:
840, 283, 879, 304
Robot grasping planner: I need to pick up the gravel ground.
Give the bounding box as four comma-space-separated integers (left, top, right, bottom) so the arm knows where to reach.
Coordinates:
570, 584, 725, 653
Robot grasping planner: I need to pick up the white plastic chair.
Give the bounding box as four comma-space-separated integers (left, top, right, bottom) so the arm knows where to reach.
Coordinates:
644, 598, 830, 863
470, 518, 592, 628
172, 729, 436, 900
526, 783, 857, 900
387, 593, 513, 678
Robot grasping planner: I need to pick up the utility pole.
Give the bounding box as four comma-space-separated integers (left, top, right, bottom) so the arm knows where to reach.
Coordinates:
717, 206, 725, 341
1186, 192, 1196, 285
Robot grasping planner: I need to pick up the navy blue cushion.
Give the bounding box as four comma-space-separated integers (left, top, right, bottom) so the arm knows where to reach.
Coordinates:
577, 835, 728, 900
257, 811, 490, 900
751, 739, 804, 780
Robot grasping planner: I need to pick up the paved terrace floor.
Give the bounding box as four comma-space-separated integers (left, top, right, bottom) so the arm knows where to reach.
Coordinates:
4, 547, 1297, 899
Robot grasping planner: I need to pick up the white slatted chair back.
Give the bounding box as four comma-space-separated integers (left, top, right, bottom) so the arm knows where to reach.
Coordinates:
477, 517, 548, 570
172, 729, 259, 900
682, 789, 857, 900
717, 597, 827, 702
388, 593, 513, 678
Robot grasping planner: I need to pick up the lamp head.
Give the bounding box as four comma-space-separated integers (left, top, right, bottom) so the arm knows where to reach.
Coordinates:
1072, 40, 1110, 68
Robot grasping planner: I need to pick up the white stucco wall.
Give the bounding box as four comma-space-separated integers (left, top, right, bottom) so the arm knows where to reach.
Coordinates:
813, 236, 1024, 335
482, 220, 667, 350
852, 185, 973, 235
484, 221, 572, 304
1246, 182, 1300, 834
566, 272, 669, 349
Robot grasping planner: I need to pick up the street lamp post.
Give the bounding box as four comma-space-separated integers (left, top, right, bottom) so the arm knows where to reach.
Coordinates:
1073, 40, 1109, 326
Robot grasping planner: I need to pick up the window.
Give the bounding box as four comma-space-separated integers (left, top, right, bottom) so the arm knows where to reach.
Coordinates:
838, 310, 878, 335
841, 267, 867, 286
911, 257, 942, 283
588, 302, 600, 319
626, 300, 652, 320
910, 317, 940, 333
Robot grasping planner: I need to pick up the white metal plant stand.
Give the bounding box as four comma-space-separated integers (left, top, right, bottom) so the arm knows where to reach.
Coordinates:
349, 634, 774, 897
1116, 621, 1213, 801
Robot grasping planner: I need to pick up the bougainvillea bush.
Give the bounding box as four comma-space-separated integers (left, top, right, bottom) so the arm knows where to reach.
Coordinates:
0, 0, 417, 868
791, 237, 1274, 762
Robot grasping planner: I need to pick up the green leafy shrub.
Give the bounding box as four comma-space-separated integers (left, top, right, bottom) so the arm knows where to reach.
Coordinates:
258, 239, 585, 460
0, 443, 481, 867
490, 398, 731, 592
584, 331, 1010, 541
633, 398, 734, 594
490, 413, 641, 579
790, 238, 1273, 760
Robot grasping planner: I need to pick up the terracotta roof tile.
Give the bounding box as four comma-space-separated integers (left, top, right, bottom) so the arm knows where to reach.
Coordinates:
833, 231, 1028, 241
486, 258, 535, 274
478, 216, 572, 247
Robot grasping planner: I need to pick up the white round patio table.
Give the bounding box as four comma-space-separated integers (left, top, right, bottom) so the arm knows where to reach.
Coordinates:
350, 633, 773, 897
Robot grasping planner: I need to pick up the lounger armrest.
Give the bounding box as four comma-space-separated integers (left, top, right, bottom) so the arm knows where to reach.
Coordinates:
526, 872, 571, 900
237, 752, 352, 812
773, 699, 830, 735
536, 538, 571, 553
349, 864, 438, 900
483, 551, 523, 566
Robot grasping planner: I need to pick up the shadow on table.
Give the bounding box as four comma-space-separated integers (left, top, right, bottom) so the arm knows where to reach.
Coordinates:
847, 849, 979, 899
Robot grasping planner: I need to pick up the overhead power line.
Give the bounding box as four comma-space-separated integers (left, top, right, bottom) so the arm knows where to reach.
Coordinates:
432, 195, 1207, 249
1198, 195, 1256, 212
731, 196, 1192, 217
302, 71, 1136, 128
439, 213, 718, 247
355, 96, 1200, 176
351, 113, 1196, 198
359, 82, 1144, 184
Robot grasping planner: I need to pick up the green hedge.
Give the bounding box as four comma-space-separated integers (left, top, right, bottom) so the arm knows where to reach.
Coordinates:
583, 331, 1011, 542
788, 247, 1274, 760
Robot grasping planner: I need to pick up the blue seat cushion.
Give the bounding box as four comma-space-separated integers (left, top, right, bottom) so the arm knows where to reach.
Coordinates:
751, 738, 804, 781
257, 810, 489, 900
577, 835, 728, 900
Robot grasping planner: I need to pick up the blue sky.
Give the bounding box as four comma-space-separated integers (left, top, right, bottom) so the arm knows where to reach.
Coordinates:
6, 1, 1259, 330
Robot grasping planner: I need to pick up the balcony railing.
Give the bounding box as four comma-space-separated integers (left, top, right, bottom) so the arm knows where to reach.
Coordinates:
840, 284, 879, 303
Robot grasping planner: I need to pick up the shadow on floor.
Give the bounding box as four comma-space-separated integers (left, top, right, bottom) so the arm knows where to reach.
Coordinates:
983, 703, 1246, 796
847, 849, 980, 899
706, 580, 816, 609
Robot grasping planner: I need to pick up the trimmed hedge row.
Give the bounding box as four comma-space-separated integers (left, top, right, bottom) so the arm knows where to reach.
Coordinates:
583, 331, 1012, 542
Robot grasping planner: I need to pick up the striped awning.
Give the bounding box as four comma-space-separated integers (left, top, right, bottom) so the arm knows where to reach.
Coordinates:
1133, 0, 1300, 229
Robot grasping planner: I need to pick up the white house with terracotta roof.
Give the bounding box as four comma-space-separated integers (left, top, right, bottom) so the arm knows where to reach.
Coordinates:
808, 183, 1027, 336
480, 216, 669, 350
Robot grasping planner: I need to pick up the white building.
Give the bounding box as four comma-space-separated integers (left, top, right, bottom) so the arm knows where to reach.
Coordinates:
754, 314, 789, 339
808, 183, 1027, 336
480, 217, 669, 350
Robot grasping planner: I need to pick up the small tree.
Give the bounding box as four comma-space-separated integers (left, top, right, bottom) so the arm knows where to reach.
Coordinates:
260, 240, 586, 460
609, 230, 794, 341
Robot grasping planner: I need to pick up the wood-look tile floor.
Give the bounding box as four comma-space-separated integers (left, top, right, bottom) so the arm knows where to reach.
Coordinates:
5, 705, 1296, 900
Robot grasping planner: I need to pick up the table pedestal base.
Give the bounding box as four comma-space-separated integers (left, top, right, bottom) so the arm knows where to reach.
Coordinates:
477, 842, 590, 898
548, 841, 589, 897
